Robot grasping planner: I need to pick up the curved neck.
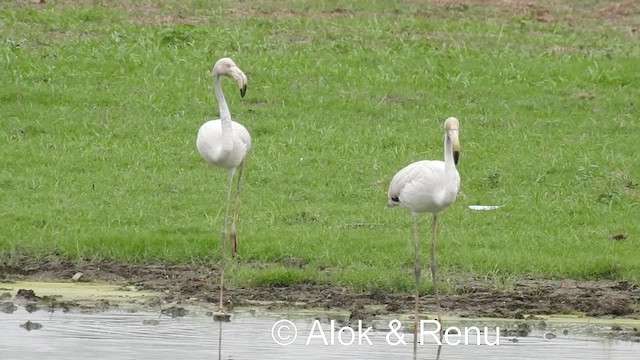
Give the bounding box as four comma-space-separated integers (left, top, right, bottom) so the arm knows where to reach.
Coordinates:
214, 74, 231, 122
213, 74, 234, 159
443, 133, 456, 173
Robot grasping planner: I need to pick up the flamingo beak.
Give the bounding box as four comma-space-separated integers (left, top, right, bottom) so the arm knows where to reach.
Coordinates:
451, 130, 460, 165
232, 68, 248, 98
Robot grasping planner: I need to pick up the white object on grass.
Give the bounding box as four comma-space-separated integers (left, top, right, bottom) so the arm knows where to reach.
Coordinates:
468, 205, 504, 211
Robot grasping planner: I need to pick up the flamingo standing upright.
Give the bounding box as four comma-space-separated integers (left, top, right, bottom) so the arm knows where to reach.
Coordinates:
196, 57, 250, 320
387, 117, 461, 356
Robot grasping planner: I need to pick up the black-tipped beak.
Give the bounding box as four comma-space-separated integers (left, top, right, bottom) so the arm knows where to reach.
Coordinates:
453, 151, 460, 165
240, 84, 247, 98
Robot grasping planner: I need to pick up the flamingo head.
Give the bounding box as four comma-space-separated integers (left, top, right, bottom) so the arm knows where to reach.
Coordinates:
444, 117, 460, 164
213, 57, 248, 97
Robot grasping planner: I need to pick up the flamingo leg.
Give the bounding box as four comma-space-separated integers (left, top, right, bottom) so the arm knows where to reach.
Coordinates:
430, 213, 441, 323
230, 161, 244, 257
216, 168, 235, 316
430, 213, 444, 360
412, 213, 421, 360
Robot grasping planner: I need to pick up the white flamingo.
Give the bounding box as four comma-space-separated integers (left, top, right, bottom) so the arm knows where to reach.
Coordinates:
196, 57, 250, 319
387, 117, 461, 356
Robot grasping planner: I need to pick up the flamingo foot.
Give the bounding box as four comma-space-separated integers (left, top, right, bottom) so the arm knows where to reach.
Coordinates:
213, 308, 231, 322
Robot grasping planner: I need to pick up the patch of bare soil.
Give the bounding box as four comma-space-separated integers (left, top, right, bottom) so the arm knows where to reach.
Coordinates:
21, 0, 640, 31
599, 0, 640, 21
1, 256, 639, 321
28, 0, 198, 24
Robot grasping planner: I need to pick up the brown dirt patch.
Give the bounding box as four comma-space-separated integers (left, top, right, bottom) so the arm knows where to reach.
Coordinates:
599, 1, 640, 21
128, 14, 198, 25
1, 256, 639, 320
15, 0, 640, 30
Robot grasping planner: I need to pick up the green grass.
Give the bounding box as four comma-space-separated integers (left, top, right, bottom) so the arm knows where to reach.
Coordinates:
1, 0, 639, 292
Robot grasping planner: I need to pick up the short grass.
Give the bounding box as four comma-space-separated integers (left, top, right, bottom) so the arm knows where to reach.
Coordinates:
1, 0, 639, 293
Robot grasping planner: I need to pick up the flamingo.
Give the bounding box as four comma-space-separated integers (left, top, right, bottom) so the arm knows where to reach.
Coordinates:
387, 117, 460, 356
196, 57, 250, 320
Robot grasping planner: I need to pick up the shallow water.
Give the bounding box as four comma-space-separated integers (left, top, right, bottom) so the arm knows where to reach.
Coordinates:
1, 307, 639, 360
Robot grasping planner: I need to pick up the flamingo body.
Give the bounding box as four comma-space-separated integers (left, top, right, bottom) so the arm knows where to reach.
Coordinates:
197, 119, 251, 170
387, 160, 460, 215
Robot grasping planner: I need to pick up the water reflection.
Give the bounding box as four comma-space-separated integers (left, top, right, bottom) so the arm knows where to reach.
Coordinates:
0, 307, 638, 360
217, 320, 222, 360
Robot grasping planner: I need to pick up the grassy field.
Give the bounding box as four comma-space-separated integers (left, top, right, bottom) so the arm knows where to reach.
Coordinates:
1, 0, 639, 293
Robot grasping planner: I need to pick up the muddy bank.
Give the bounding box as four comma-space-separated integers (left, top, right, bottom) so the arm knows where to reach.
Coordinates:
1, 256, 639, 320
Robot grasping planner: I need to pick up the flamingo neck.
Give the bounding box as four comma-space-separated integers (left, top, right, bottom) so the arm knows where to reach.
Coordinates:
213, 74, 234, 159
443, 133, 456, 173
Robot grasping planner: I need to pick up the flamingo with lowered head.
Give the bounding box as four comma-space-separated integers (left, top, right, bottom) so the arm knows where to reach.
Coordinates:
196, 57, 250, 320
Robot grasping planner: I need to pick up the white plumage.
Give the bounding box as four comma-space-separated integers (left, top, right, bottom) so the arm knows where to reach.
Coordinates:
387, 117, 461, 356
196, 57, 249, 320
197, 120, 250, 169
388, 160, 459, 214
